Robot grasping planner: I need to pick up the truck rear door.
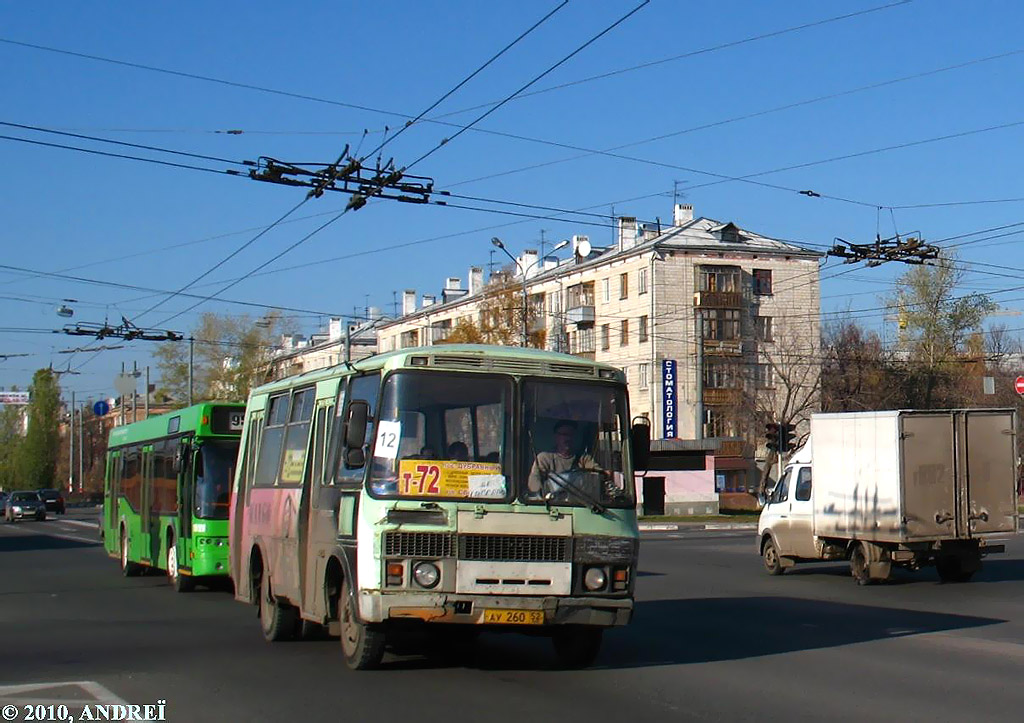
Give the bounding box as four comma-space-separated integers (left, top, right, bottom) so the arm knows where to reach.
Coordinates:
900, 413, 956, 540
961, 411, 1017, 536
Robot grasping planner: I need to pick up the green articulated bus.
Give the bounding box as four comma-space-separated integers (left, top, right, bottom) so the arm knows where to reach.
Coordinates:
102, 402, 245, 591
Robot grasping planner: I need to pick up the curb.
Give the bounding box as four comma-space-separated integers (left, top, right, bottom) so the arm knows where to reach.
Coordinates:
638, 523, 679, 531
638, 522, 758, 532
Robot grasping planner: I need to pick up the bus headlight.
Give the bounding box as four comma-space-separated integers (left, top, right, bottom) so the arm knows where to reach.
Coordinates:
583, 566, 607, 591
412, 561, 440, 589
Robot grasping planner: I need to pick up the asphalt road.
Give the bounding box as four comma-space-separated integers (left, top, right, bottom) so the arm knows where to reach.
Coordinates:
2, 510, 1024, 722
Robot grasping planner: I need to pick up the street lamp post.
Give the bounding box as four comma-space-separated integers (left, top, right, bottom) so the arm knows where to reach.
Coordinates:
491, 237, 568, 347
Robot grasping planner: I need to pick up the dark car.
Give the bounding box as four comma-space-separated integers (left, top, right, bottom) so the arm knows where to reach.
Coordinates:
4, 491, 46, 522
37, 488, 66, 514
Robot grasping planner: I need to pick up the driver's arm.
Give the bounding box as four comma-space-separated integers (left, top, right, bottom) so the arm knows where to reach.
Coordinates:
528, 453, 550, 493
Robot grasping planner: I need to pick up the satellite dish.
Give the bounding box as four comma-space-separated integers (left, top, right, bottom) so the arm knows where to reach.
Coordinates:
577, 239, 592, 258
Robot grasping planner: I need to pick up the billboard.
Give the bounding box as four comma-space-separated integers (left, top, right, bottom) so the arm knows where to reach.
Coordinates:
0, 391, 30, 405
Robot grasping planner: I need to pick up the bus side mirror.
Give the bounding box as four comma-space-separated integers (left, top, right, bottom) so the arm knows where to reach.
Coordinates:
344, 400, 369, 468
631, 419, 651, 471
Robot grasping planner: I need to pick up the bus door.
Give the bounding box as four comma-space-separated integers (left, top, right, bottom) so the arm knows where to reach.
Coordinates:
105, 451, 121, 554
176, 438, 194, 563
300, 401, 333, 619
141, 445, 156, 563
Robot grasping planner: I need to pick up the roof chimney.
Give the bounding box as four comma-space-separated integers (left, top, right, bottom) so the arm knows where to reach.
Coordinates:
674, 203, 694, 226
445, 277, 461, 291
520, 249, 539, 279
421, 294, 436, 308
402, 289, 416, 316
468, 266, 483, 295
618, 217, 638, 251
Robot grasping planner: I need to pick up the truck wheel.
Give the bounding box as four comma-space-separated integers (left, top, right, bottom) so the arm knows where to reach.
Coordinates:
936, 556, 975, 583
762, 538, 784, 576
850, 544, 872, 586
552, 626, 603, 668
259, 573, 298, 642
339, 578, 385, 669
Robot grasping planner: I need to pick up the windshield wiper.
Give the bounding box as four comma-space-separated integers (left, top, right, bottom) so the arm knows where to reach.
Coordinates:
545, 471, 607, 514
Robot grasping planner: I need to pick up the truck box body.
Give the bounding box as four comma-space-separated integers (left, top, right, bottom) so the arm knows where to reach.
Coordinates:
811, 409, 1017, 544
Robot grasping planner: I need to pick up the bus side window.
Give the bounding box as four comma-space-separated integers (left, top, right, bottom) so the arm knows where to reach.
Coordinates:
278, 387, 315, 486
254, 395, 289, 487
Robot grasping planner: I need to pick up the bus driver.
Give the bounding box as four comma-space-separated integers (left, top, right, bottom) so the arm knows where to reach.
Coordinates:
527, 419, 602, 497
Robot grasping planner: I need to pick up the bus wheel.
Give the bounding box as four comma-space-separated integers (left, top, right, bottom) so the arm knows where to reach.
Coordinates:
339, 578, 385, 670
120, 531, 141, 577
552, 626, 603, 669
167, 541, 194, 593
259, 573, 297, 642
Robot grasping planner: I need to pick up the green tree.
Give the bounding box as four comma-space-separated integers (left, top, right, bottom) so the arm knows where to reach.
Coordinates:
154, 311, 295, 402
438, 274, 546, 348
885, 256, 996, 407
0, 393, 25, 491
17, 369, 61, 490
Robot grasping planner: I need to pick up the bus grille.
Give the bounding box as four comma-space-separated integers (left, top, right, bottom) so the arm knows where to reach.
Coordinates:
384, 532, 455, 558
458, 534, 571, 563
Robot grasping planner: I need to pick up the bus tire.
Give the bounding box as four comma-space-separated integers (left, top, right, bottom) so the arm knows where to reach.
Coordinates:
120, 529, 141, 577
552, 626, 603, 669
167, 537, 194, 593
259, 573, 297, 642
339, 578, 385, 670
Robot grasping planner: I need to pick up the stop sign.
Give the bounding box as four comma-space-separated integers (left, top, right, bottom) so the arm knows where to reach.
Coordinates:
1016, 376, 1024, 395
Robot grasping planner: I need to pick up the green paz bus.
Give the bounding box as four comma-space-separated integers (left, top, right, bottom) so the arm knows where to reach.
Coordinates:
230, 344, 649, 669
102, 402, 246, 591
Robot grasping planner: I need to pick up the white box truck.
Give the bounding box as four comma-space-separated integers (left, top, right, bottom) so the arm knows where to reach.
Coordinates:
757, 409, 1018, 584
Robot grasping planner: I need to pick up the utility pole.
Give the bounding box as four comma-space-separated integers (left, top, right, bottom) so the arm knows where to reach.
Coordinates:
69, 390, 75, 493
188, 336, 194, 406
119, 363, 125, 426
132, 361, 138, 423
78, 399, 84, 493
145, 366, 150, 418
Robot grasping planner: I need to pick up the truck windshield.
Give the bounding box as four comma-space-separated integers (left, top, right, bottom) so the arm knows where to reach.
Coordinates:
367, 371, 513, 501
194, 440, 238, 520
521, 379, 634, 508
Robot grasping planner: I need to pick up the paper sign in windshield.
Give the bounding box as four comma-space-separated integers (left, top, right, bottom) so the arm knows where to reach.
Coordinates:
374, 420, 401, 460
398, 459, 505, 498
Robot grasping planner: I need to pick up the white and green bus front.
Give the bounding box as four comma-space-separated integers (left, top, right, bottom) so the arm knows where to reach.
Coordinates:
341, 352, 649, 665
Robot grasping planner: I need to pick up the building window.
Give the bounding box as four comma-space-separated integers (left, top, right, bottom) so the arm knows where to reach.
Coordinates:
638, 315, 648, 343
567, 282, 594, 309
704, 361, 739, 389
705, 409, 737, 438
571, 326, 595, 354
620, 319, 629, 346
699, 266, 740, 293
400, 329, 419, 348
602, 278, 610, 303
753, 269, 773, 295
638, 363, 649, 389
755, 315, 773, 342
638, 268, 648, 295
620, 273, 629, 299
701, 309, 741, 340
600, 324, 610, 351
755, 362, 775, 389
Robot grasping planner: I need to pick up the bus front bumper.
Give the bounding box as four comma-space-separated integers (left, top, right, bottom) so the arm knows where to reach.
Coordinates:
188, 540, 230, 577
359, 592, 633, 627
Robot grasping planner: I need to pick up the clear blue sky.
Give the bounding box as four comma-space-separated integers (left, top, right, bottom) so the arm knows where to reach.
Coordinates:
2, 0, 1024, 404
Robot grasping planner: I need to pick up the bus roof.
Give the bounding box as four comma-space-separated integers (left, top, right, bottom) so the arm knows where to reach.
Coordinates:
107, 401, 246, 448
249, 344, 627, 399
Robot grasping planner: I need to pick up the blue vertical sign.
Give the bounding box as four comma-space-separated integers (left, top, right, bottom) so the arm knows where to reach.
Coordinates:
662, 359, 677, 439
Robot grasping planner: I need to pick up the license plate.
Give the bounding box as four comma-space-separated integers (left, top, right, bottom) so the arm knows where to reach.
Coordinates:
481, 609, 544, 625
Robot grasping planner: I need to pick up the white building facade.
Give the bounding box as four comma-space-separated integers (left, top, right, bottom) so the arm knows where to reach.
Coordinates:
378, 205, 822, 513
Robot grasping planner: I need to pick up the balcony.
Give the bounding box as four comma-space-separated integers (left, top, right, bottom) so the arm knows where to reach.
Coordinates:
694, 291, 743, 309
716, 438, 747, 458
566, 305, 595, 325
702, 338, 743, 356
703, 387, 742, 406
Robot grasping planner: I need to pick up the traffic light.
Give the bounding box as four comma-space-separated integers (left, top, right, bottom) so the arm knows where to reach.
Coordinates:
781, 423, 797, 453
765, 422, 780, 452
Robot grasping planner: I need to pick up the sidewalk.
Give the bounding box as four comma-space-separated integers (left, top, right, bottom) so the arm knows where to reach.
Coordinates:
638, 520, 758, 532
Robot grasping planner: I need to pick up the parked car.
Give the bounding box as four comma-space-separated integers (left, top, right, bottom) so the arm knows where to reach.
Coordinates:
4, 491, 47, 522
37, 488, 66, 514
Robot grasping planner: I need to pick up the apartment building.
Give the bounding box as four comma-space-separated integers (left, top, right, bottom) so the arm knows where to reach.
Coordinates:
265, 312, 387, 382
378, 204, 823, 512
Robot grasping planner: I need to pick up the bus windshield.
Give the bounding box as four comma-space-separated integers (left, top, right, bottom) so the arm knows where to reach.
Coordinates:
368, 371, 513, 501
194, 440, 238, 519
521, 379, 634, 508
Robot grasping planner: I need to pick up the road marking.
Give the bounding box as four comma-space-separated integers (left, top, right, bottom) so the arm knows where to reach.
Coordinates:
63, 519, 99, 528
0, 680, 127, 705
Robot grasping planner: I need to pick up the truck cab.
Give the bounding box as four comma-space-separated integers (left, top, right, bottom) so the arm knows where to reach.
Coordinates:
758, 442, 815, 572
